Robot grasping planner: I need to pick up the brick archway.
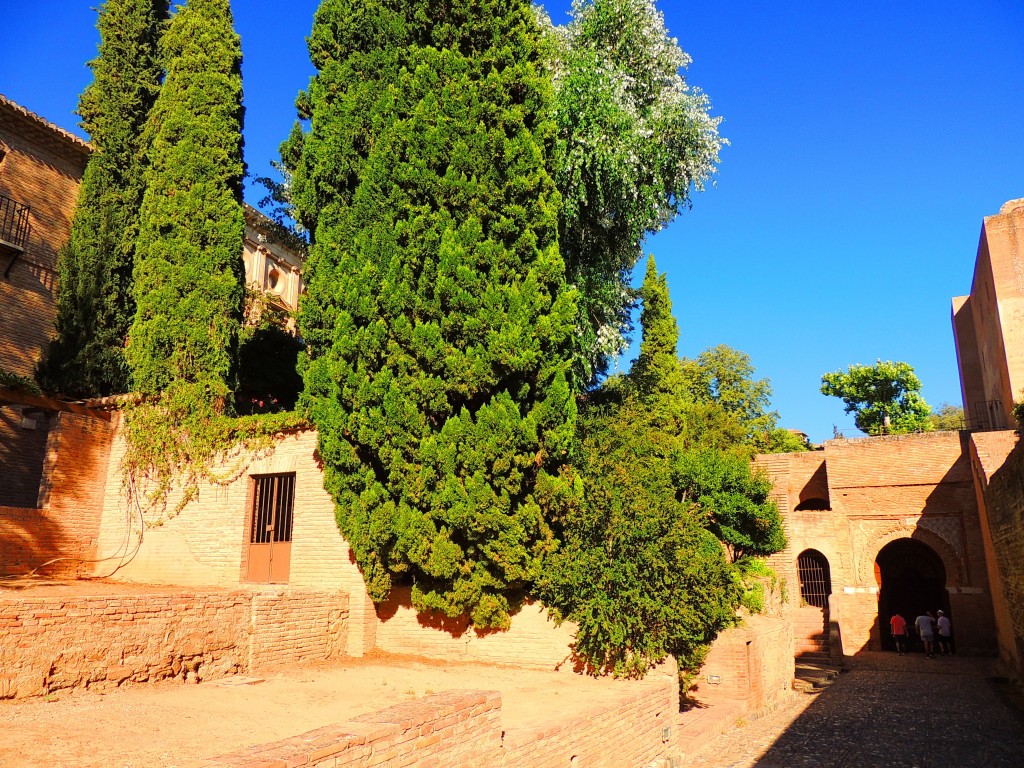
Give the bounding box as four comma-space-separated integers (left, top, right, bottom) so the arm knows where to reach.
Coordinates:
863, 525, 965, 589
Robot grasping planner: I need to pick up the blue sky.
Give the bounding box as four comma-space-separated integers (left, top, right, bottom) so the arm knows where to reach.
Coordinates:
3, 1, 1023, 442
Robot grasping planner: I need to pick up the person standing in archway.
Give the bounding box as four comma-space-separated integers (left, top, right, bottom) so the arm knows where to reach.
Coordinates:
916, 611, 936, 658
936, 610, 953, 655
890, 612, 908, 655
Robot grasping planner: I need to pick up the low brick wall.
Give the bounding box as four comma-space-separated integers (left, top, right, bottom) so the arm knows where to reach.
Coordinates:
203, 690, 504, 767
691, 615, 793, 711
0, 587, 348, 699
503, 674, 677, 767
203, 675, 679, 768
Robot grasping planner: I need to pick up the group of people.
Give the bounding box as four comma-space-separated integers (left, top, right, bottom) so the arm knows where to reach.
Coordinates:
889, 610, 953, 657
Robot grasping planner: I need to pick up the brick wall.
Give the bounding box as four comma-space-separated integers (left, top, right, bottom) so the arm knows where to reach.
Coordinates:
691, 615, 793, 711
203, 675, 679, 768
502, 673, 677, 768
0, 587, 348, 700
0, 405, 51, 508
0, 411, 114, 578
757, 432, 998, 657
91, 422, 378, 657
969, 431, 1024, 681
0, 99, 88, 378
374, 587, 577, 669
249, 589, 348, 670
204, 690, 504, 767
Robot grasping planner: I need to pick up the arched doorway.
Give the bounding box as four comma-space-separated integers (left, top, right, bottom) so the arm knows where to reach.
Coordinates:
875, 538, 949, 651
797, 549, 832, 608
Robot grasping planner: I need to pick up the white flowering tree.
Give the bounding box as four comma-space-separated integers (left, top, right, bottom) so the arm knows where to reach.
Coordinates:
539, 0, 725, 386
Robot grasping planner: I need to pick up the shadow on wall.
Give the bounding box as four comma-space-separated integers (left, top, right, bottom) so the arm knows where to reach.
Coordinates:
0, 404, 50, 507
0, 410, 113, 579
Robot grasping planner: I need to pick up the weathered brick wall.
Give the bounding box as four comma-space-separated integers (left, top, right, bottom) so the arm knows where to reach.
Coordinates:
0, 587, 349, 700
0, 99, 88, 378
502, 673, 677, 768
0, 405, 51, 508
969, 431, 1024, 681
374, 588, 576, 669
249, 589, 348, 670
0, 590, 249, 699
92, 423, 378, 656
204, 677, 679, 768
758, 432, 998, 657
0, 412, 114, 578
691, 615, 793, 711
204, 690, 504, 768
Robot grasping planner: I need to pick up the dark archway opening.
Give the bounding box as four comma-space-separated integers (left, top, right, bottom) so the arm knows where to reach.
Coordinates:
876, 538, 949, 652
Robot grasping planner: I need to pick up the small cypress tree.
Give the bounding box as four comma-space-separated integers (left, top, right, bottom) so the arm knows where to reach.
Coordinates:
294, 0, 578, 628
39, 0, 168, 397
127, 0, 245, 402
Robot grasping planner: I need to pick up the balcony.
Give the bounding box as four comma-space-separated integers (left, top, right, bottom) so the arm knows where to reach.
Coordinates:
1, 191, 30, 278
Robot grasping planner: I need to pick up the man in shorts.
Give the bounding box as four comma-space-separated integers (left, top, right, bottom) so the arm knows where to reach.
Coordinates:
889, 613, 908, 655
936, 610, 953, 655
915, 611, 936, 658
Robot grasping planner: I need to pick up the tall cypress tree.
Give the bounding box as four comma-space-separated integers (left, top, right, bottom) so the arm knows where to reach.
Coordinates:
40, 0, 168, 397
294, 0, 578, 628
127, 0, 245, 401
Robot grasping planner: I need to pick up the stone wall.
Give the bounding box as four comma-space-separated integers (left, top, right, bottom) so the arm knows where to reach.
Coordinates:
0, 587, 348, 700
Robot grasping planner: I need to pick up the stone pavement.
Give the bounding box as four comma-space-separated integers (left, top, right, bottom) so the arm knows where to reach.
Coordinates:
681, 652, 1024, 768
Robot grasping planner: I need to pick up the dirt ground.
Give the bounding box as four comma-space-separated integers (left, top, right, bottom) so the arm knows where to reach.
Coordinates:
0, 650, 661, 768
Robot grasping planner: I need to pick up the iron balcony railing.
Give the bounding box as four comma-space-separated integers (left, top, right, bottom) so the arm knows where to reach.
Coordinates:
0, 192, 31, 251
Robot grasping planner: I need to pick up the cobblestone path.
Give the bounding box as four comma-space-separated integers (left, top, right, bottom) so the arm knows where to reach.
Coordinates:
682, 653, 1024, 768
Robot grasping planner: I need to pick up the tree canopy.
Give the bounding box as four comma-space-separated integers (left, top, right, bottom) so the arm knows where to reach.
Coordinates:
540, 0, 725, 385
292, 0, 578, 629
539, 257, 784, 677
821, 360, 932, 435
126, 0, 246, 402
40, 0, 168, 397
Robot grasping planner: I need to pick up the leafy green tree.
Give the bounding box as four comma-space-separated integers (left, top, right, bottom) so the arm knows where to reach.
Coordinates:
540, 397, 738, 677
821, 360, 932, 435
540, 0, 725, 384
127, 0, 246, 402
927, 402, 965, 431
756, 427, 812, 453
674, 448, 785, 562
540, 258, 783, 678
293, 0, 578, 629
39, 0, 168, 397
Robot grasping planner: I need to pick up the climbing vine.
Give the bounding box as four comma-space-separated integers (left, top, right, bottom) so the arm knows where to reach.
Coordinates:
121, 391, 306, 526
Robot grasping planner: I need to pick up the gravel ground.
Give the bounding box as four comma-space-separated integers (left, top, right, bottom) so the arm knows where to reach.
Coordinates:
683, 652, 1024, 768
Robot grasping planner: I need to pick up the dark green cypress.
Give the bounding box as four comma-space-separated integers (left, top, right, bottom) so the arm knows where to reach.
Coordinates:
127, 0, 245, 402
294, 0, 578, 628
39, 0, 168, 397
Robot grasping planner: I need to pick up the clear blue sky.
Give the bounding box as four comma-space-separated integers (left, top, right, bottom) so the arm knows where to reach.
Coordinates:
3, 1, 1023, 442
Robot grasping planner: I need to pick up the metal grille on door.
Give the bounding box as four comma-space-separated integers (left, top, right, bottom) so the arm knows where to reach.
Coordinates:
797, 550, 831, 609
246, 473, 296, 583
